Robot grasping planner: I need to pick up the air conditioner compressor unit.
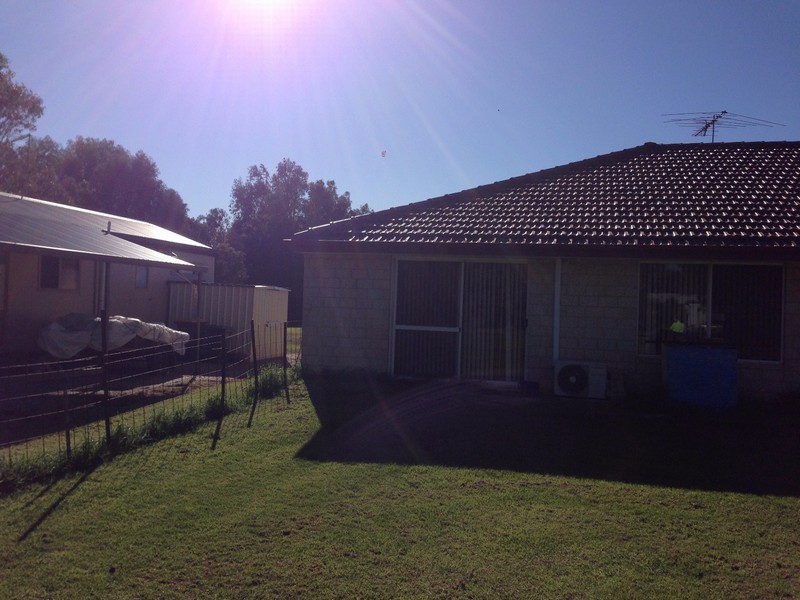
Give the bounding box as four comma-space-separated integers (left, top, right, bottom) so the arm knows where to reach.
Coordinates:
554, 361, 607, 399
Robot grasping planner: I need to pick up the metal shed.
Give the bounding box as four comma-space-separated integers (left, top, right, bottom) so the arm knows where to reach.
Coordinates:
168, 282, 289, 360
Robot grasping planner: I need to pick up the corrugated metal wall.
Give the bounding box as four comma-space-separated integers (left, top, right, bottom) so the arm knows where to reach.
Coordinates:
168, 283, 289, 360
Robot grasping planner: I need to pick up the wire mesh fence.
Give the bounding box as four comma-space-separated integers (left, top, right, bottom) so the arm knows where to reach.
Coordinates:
0, 321, 302, 478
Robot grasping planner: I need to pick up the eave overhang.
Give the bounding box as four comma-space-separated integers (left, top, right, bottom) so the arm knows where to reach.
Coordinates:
289, 238, 800, 262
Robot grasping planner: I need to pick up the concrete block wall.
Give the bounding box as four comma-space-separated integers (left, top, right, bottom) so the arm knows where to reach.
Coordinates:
558, 258, 641, 396
300, 252, 800, 403
559, 258, 639, 365
524, 258, 555, 388
302, 252, 392, 372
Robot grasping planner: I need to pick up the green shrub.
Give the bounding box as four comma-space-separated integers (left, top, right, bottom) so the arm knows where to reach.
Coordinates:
255, 363, 296, 399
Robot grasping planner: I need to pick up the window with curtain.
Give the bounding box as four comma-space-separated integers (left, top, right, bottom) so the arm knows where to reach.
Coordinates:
638, 263, 782, 361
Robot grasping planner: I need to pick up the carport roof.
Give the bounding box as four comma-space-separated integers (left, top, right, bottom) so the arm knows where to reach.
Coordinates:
0, 192, 202, 268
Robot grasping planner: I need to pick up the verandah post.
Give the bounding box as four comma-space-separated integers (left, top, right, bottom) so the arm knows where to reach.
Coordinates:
100, 308, 112, 447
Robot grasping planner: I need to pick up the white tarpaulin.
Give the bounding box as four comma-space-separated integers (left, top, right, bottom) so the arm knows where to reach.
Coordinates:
38, 314, 190, 359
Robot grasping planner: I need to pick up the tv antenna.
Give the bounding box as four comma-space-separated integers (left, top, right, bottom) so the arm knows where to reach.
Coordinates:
663, 110, 785, 142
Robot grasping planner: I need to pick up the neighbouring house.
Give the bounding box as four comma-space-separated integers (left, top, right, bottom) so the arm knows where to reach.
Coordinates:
0, 192, 215, 358
290, 141, 800, 403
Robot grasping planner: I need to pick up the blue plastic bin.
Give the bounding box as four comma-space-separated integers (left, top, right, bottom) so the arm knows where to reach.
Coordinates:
664, 344, 738, 409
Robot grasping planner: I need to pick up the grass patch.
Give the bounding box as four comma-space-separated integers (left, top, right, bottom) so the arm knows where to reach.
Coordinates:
286, 326, 302, 356
251, 362, 301, 400
1, 379, 798, 598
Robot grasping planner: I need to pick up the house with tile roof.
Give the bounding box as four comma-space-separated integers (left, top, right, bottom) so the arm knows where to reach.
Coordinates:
290, 141, 800, 403
0, 192, 215, 358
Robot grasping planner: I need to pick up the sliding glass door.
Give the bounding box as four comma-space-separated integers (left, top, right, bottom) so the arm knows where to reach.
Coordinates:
393, 260, 527, 380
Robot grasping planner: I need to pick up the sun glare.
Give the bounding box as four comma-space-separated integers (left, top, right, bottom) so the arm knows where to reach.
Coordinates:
235, 0, 288, 17
224, 0, 307, 30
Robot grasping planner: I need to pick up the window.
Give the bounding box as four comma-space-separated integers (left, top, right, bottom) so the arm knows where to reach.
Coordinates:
638, 263, 782, 361
135, 265, 149, 289
40, 255, 79, 290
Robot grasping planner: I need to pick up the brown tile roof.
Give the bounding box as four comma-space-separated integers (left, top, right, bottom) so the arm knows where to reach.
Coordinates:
292, 141, 800, 259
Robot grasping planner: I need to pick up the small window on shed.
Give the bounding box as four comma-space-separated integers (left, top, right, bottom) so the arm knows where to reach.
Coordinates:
40, 256, 79, 290
135, 266, 149, 289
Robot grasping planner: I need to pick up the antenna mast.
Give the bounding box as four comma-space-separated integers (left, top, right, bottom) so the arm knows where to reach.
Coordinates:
694, 111, 726, 142
663, 111, 785, 142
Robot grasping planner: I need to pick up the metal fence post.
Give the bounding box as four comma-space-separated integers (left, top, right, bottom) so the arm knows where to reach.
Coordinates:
248, 319, 259, 427
220, 332, 226, 411
211, 332, 226, 451
62, 388, 71, 460
283, 322, 290, 404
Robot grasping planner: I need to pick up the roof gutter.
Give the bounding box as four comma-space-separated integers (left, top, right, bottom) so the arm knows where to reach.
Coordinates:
288, 239, 800, 262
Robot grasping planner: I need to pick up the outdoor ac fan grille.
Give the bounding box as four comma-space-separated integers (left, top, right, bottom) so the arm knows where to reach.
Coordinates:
554, 362, 607, 399
557, 364, 589, 394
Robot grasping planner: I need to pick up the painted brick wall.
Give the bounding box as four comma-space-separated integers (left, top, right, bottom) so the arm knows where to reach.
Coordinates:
302, 252, 392, 372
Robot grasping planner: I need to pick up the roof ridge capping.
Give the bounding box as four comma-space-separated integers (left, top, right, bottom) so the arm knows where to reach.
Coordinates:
381, 139, 800, 212
291, 209, 379, 240
465, 139, 800, 198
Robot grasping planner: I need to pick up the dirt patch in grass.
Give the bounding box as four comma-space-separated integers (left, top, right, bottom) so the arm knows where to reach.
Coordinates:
299, 379, 800, 497
0, 374, 225, 447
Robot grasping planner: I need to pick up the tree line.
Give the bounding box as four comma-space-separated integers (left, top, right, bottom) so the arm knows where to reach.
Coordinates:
0, 52, 370, 318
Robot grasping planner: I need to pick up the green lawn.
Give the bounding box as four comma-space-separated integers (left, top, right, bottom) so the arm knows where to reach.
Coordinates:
1, 381, 798, 599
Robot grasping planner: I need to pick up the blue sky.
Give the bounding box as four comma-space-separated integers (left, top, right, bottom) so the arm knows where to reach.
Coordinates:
2, 0, 798, 217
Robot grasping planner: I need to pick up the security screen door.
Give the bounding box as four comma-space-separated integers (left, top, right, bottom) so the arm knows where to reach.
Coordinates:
461, 262, 527, 380
393, 260, 526, 380
394, 261, 461, 378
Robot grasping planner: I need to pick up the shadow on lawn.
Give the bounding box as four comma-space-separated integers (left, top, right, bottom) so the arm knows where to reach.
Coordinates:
298, 376, 800, 497
17, 465, 96, 542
